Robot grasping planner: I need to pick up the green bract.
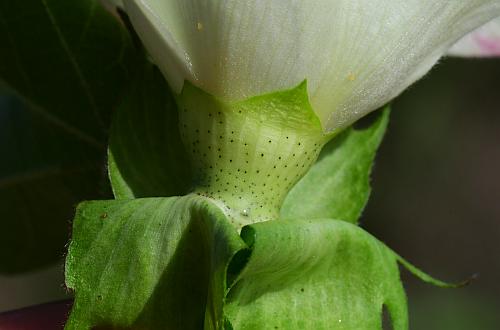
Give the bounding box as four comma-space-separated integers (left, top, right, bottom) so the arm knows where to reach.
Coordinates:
66, 64, 455, 329
66, 195, 409, 330
66, 195, 245, 329
225, 219, 408, 330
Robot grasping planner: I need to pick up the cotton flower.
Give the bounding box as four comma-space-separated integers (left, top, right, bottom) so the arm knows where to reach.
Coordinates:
122, 1, 500, 133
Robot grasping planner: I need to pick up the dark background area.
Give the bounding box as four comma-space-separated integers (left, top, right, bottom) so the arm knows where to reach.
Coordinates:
1, 57, 499, 329
363, 57, 500, 330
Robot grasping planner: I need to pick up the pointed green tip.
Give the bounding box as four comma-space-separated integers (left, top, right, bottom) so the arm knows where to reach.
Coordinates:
178, 79, 326, 135
395, 253, 473, 288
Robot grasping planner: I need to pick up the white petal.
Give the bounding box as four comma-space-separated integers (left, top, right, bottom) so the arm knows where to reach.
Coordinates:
124, 0, 500, 132
124, 0, 197, 92
448, 17, 500, 57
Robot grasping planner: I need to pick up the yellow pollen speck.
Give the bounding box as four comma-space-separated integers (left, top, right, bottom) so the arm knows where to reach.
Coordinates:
197, 22, 203, 31
347, 73, 356, 81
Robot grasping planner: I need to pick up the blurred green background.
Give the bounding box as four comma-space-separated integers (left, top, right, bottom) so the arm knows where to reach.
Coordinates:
364, 57, 500, 330
0, 56, 499, 329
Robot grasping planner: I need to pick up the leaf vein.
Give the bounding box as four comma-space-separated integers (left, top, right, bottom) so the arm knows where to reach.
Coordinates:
0, 8, 34, 97
0, 80, 105, 149
41, 0, 106, 130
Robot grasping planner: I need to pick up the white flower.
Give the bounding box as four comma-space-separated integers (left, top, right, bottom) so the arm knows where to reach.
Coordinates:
122, 0, 500, 132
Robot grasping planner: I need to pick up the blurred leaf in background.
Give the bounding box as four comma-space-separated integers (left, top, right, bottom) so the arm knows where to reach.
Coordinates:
363, 57, 500, 330
0, 92, 105, 273
0, 0, 137, 273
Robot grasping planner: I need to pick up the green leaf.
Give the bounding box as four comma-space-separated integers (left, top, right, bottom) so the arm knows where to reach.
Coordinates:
0, 0, 136, 141
108, 64, 192, 199
65, 194, 246, 329
0, 93, 107, 273
0, 0, 137, 272
225, 218, 408, 330
281, 108, 389, 223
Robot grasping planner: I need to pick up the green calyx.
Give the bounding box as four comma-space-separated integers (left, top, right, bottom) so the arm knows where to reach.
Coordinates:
67, 61, 460, 329
176, 82, 331, 229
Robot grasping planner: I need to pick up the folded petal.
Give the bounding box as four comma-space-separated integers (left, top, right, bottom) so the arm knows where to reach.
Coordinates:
124, 0, 197, 92
124, 0, 500, 132
448, 17, 500, 57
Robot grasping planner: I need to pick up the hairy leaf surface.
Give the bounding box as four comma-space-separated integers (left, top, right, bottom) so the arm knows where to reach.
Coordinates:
65, 195, 246, 329
225, 218, 408, 330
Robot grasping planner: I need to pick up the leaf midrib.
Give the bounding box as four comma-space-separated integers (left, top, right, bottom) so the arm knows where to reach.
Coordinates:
41, 0, 106, 130
0, 1, 109, 150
